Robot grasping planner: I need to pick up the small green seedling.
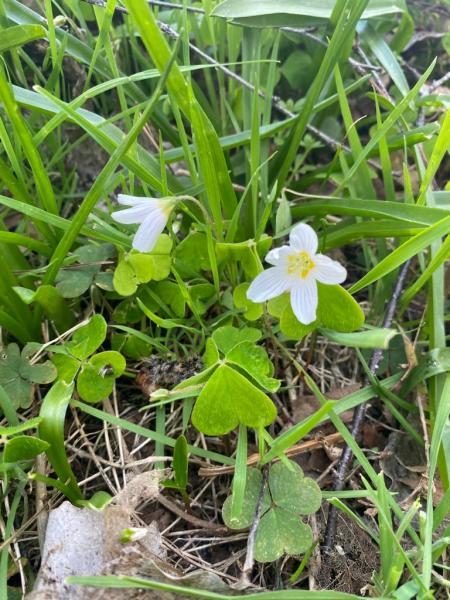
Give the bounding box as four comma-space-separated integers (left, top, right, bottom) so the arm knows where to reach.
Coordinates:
51, 315, 125, 403
162, 434, 190, 505
222, 460, 321, 563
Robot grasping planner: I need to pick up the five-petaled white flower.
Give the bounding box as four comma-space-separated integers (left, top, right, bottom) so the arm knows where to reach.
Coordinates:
247, 223, 347, 325
111, 194, 176, 253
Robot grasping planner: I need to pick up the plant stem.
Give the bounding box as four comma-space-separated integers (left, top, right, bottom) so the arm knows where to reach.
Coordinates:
235, 467, 268, 590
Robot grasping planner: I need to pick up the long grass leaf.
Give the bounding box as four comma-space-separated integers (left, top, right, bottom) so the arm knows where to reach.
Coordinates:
271, 0, 369, 193
339, 60, 436, 191
0, 61, 58, 216
0, 23, 46, 52
416, 109, 450, 206
73, 400, 234, 466
123, 0, 237, 223
38, 382, 83, 503
291, 197, 448, 226
349, 215, 450, 293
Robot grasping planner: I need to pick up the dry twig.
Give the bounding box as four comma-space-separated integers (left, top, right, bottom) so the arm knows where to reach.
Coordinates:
198, 433, 343, 477
234, 468, 269, 590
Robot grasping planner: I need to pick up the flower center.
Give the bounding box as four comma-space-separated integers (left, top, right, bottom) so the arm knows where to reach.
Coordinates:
160, 198, 177, 216
287, 251, 315, 278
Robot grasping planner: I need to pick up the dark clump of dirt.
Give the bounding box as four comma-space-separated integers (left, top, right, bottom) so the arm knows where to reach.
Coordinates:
137, 355, 203, 396
316, 512, 379, 595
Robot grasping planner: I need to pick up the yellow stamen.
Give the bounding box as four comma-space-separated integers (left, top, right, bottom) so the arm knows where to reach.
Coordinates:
287, 251, 315, 279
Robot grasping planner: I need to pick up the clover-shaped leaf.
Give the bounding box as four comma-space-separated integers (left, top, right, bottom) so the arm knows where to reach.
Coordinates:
66, 315, 107, 360
113, 258, 137, 296
174, 232, 211, 276
212, 325, 261, 355
112, 298, 143, 325
222, 460, 321, 563
254, 507, 313, 563
268, 284, 364, 339
113, 236, 172, 297
222, 468, 270, 529
191, 364, 276, 435
111, 332, 153, 360
190, 283, 215, 315
0, 343, 57, 409
269, 461, 321, 515
52, 354, 80, 383
233, 283, 263, 321
56, 243, 116, 298
127, 253, 156, 284
77, 351, 126, 403
56, 270, 94, 299
142, 281, 186, 318
203, 338, 220, 368
226, 341, 280, 393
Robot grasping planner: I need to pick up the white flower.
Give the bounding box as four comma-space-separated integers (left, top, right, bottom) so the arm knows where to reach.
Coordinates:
247, 223, 347, 325
111, 194, 176, 253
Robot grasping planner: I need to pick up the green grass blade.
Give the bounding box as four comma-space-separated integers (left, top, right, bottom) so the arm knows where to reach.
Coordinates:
0, 484, 25, 598
0, 23, 46, 52
363, 24, 409, 97
271, 0, 369, 193
230, 424, 248, 523
123, 0, 237, 224
0, 61, 58, 216
324, 220, 424, 250
338, 59, 436, 191
291, 197, 448, 226
334, 64, 375, 199
0, 194, 128, 246
72, 400, 234, 466
38, 381, 83, 503
68, 574, 371, 598
416, 109, 450, 206
32, 87, 173, 195
400, 233, 450, 309
422, 374, 450, 588
349, 215, 450, 294
0, 231, 51, 256
262, 401, 335, 464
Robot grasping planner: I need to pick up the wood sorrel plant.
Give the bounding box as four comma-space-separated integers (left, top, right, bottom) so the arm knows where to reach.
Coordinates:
1, 0, 449, 596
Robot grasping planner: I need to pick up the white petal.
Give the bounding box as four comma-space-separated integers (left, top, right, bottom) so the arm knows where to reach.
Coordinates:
132, 210, 168, 253
265, 245, 292, 266
290, 278, 318, 325
289, 223, 318, 254
112, 205, 150, 225
247, 268, 291, 303
117, 194, 153, 207
313, 254, 347, 284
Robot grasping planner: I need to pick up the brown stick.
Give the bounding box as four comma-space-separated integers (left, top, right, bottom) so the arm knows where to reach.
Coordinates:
198, 433, 343, 477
